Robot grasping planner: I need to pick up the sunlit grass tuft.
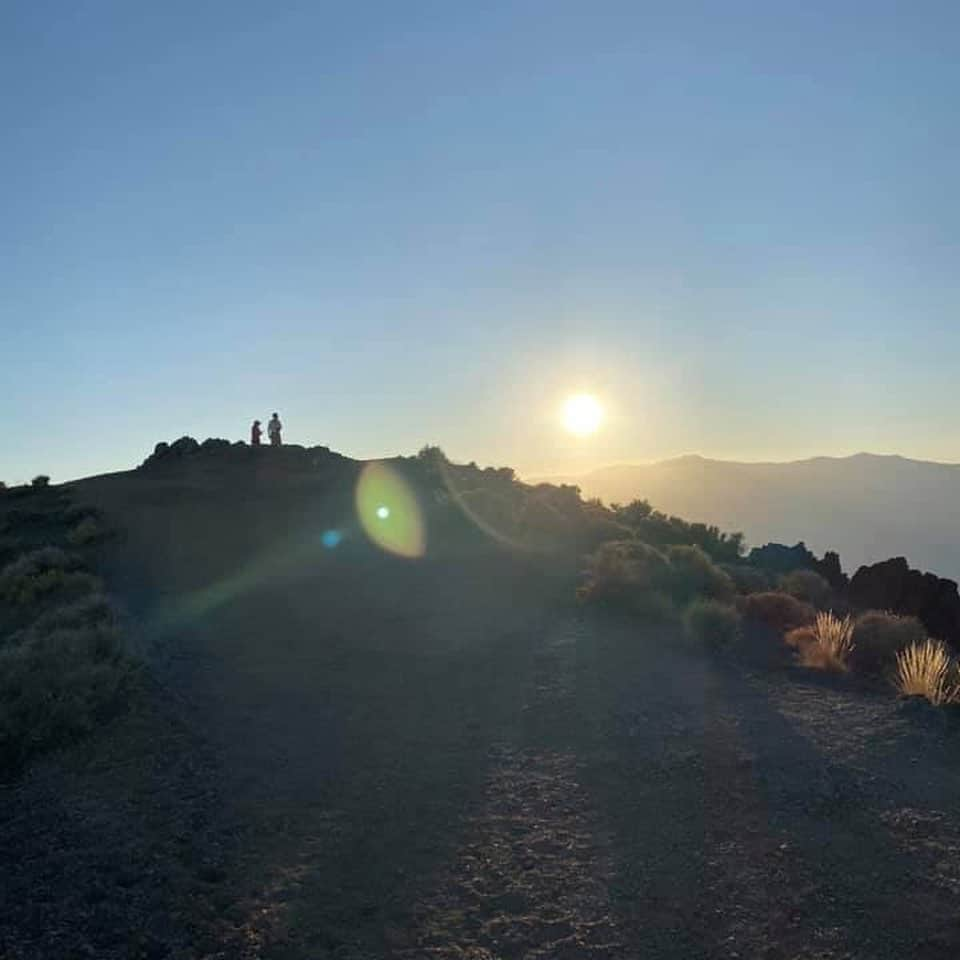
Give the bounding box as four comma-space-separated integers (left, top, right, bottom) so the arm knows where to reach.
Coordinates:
895, 639, 960, 706
797, 611, 855, 671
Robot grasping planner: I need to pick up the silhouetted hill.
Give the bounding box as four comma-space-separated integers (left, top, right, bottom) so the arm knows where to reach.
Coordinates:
542, 453, 960, 581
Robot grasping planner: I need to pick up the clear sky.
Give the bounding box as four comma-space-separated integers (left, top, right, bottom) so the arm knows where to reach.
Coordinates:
3, 0, 958, 484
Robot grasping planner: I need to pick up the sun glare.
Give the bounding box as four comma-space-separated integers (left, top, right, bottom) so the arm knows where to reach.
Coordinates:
562, 393, 604, 436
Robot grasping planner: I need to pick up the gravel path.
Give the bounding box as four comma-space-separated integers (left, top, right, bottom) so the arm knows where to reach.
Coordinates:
6, 565, 960, 958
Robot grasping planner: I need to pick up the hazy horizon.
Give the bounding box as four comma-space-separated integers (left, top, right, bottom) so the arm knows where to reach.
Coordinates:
5, 2, 960, 484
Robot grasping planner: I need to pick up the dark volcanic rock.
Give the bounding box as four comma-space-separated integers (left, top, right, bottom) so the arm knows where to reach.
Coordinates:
748, 541, 848, 590
139, 437, 351, 471
200, 437, 231, 453
850, 556, 960, 647
170, 436, 201, 456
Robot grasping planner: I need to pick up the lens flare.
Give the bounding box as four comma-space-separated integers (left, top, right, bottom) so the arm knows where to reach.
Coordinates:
321, 529, 343, 549
356, 462, 426, 558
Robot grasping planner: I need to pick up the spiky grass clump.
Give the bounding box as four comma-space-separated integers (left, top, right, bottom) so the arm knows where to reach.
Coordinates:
798, 611, 855, 671
895, 639, 960, 706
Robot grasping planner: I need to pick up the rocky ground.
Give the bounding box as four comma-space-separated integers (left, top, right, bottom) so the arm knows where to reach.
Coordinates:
4, 468, 960, 958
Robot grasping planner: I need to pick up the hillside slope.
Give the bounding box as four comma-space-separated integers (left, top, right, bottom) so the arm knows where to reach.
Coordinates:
548, 453, 960, 580
4, 446, 960, 958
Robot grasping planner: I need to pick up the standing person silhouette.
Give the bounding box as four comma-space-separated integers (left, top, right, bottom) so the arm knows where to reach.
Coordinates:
251, 419, 262, 446
268, 412, 283, 447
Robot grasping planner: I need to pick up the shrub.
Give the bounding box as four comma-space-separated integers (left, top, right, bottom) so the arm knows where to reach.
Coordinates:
797, 612, 855, 671
0, 536, 24, 568
0, 625, 135, 772
31, 475, 50, 489
895, 639, 960, 705
63, 504, 104, 524
579, 540, 671, 607
664, 545, 735, 605
722, 564, 772, 595
784, 625, 817, 649
0, 548, 98, 608
684, 599, 742, 648
850, 611, 927, 678
779, 569, 832, 609
0, 546, 75, 580
66, 516, 106, 546
25, 594, 115, 635
740, 591, 816, 634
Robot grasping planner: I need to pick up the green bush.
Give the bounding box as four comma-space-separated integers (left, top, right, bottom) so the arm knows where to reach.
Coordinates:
66, 516, 106, 546
0, 548, 99, 608
0, 536, 24, 568
722, 564, 772, 595
581, 541, 741, 621
740, 591, 816, 635
579, 540, 672, 608
612, 499, 745, 562
61, 503, 101, 523
0, 625, 135, 773
779, 569, 832, 609
684, 599, 742, 648
664, 545, 735, 605
31, 475, 50, 489
850, 611, 927, 678
24, 594, 115, 636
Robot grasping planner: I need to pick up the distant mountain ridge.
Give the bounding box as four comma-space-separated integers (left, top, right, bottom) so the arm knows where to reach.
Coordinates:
539, 453, 960, 582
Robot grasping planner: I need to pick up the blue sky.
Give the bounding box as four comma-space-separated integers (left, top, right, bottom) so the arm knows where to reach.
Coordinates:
2, 0, 958, 483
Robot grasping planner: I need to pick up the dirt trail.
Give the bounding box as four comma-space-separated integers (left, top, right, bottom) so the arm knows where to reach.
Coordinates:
174, 588, 960, 960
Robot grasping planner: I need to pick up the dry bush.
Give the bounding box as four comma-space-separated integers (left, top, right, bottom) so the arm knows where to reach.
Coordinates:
664, 545, 735, 605
779, 569, 832, 609
740, 591, 816, 635
797, 612, 855, 671
784, 625, 817, 649
850, 611, 927, 678
895, 639, 960, 705
0, 547, 99, 609
684, 599, 742, 648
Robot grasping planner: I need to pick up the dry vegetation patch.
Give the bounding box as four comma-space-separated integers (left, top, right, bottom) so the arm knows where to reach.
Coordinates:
896, 639, 960, 706
795, 612, 855, 672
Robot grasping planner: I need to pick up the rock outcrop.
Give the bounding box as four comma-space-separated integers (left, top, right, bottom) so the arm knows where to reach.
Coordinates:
139, 437, 348, 470
747, 541, 848, 590
849, 557, 960, 647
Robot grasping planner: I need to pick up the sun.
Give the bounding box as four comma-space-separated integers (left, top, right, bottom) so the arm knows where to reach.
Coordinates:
562, 393, 604, 436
